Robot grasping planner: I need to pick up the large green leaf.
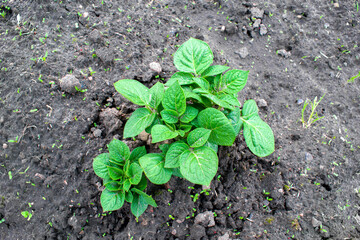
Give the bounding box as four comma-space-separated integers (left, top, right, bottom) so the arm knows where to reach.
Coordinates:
139, 153, 172, 184
198, 108, 236, 146
218, 70, 249, 94
108, 139, 130, 165
160, 109, 179, 124
165, 142, 189, 168
162, 80, 186, 115
131, 193, 148, 218
151, 124, 179, 143
100, 189, 125, 211
128, 163, 143, 185
242, 115, 275, 157
114, 79, 150, 106
201, 65, 230, 77
225, 107, 243, 135
124, 108, 156, 138
93, 153, 110, 179
174, 38, 213, 75
165, 72, 194, 87
131, 188, 157, 207
242, 99, 259, 119
187, 128, 211, 148
149, 82, 164, 109
180, 146, 218, 185
180, 106, 199, 123
129, 146, 147, 164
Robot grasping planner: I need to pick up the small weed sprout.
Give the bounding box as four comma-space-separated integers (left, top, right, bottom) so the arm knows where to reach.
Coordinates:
347, 71, 360, 83
301, 94, 325, 128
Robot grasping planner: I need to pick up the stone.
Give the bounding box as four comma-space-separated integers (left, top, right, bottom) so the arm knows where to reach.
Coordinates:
251, 7, 264, 19
225, 24, 237, 34
93, 129, 102, 138
297, 99, 304, 105
253, 19, 261, 28
99, 108, 122, 135
236, 47, 249, 59
3, 143, 8, 149
218, 232, 230, 240
194, 211, 216, 227
259, 24, 267, 35
59, 75, 81, 94
305, 152, 313, 161
68, 216, 83, 232
88, 29, 102, 43
138, 130, 149, 141
149, 62, 162, 73
311, 217, 321, 228
190, 224, 206, 239
277, 49, 291, 58
257, 99, 267, 107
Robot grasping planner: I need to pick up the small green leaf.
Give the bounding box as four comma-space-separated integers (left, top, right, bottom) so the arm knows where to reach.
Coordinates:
124, 108, 156, 138
179, 124, 192, 133
131, 188, 157, 207
162, 80, 186, 115
107, 166, 123, 180
159, 144, 170, 154
129, 146, 147, 164
242, 99, 259, 119
129, 163, 143, 185
160, 109, 179, 124
201, 65, 230, 77
151, 124, 179, 143
193, 77, 210, 91
242, 115, 274, 157
202, 93, 234, 110
104, 181, 121, 192
187, 128, 211, 148
134, 175, 147, 191
149, 82, 164, 109
145, 116, 161, 134
93, 153, 110, 178
108, 139, 130, 164
180, 146, 218, 186
125, 191, 134, 203
180, 106, 199, 123
123, 179, 131, 192
165, 142, 189, 168
174, 38, 213, 75
183, 87, 203, 103
218, 69, 249, 94
139, 153, 172, 184
131, 193, 148, 218
218, 94, 241, 107
114, 79, 150, 106
198, 108, 236, 146
100, 189, 125, 211
225, 107, 243, 135
165, 72, 194, 87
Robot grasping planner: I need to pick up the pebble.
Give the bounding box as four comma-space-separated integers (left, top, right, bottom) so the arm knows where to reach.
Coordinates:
194, 211, 215, 227
251, 7, 264, 19
334, 2, 339, 7
189, 224, 206, 239
305, 152, 313, 161
259, 24, 267, 35
218, 233, 230, 240
138, 130, 149, 141
88, 29, 102, 43
225, 24, 237, 34
277, 49, 291, 58
59, 75, 81, 94
311, 217, 321, 227
236, 47, 249, 59
324, 23, 330, 28
149, 62, 162, 73
68, 216, 83, 232
93, 129, 102, 138
257, 99, 267, 107
3, 143, 8, 149
297, 99, 304, 105
253, 19, 261, 28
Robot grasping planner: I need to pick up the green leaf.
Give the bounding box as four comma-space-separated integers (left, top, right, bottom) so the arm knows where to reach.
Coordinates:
174, 38, 213, 75
204, 141, 218, 153
202, 93, 234, 110
193, 77, 210, 91
180, 106, 199, 123
242, 115, 275, 157
225, 107, 243, 135
108, 139, 130, 165
187, 128, 211, 148
139, 153, 172, 184
213, 74, 221, 91
162, 80, 186, 115
165, 72, 194, 87
193, 88, 208, 94
107, 166, 123, 180
160, 110, 179, 124
124, 108, 156, 138
218, 70, 249, 94
149, 82, 164, 109
165, 142, 189, 168
100, 189, 125, 211
159, 144, 170, 154
202, 65, 230, 77
128, 163, 143, 185
129, 146, 147, 164
242, 99, 259, 119
180, 146, 218, 185
198, 108, 236, 146
183, 87, 203, 103
134, 175, 147, 191
123, 179, 131, 192
218, 94, 241, 107
114, 79, 150, 106
131, 188, 157, 207
151, 124, 179, 143
93, 153, 110, 178
145, 116, 161, 134
105, 181, 121, 192
179, 124, 192, 133
131, 193, 148, 218
172, 168, 184, 178
125, 191, 133, 203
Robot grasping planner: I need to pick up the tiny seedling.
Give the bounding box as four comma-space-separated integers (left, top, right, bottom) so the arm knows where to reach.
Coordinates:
93, 139, 157, 218
347, 71, 360, 83
301, 94, 325, 128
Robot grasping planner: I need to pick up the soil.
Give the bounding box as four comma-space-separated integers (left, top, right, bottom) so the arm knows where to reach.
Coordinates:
0, 0, 359, 239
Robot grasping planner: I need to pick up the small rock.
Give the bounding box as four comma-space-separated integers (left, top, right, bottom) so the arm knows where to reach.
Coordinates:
251, 7, 264, 19
88, 29, 102, 43
60, 75, 81, 94
224, 24, 237, 34
257, 99, 267, 107
96, 47, 114, 65
68, 216, 83, 232
93, 129, 102, 138
218, 232, 230, 240
312, 217, 321, 228
3, 143, 8, 149
334, 2, 339, 8
253, 19, 261, 28
277, 49, 291, 58
194, 211, 216, 227
149, 62, 162, 73
259, 24, 267, 35
236, 47, 249, 59
305, 152, 313, 161
138, 130, 149, 141
324, 23, 330, 28
297, 99, 304, 105
190, 224, 206, 239
99, 108, 122, 135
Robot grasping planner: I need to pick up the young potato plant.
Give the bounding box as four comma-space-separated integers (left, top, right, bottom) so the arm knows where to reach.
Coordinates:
113, 38, 275, 188
92, 139, 157, 218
